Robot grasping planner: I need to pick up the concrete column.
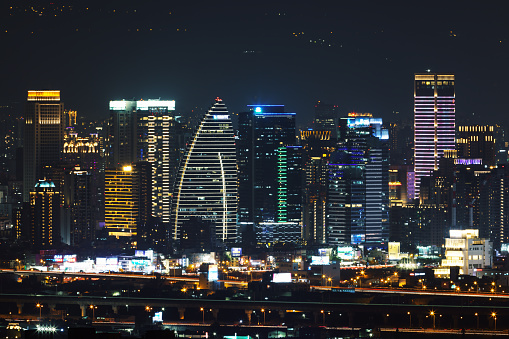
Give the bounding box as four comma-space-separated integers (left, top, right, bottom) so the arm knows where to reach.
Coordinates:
313, 311, 320, 324
245, 310, 253, 325
178, 308, 185, 320
279, 310, 285, 319
112, 306, 118, 314
453, 315, 459, 329
212, 309, 219, 320
348, 312, 355, 328
79, 304, 87, 317
17, 303, 23, 315
418, 314, 424, 328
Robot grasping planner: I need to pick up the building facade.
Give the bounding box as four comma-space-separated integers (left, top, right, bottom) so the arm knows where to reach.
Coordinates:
171, 98, 237, 245
414, 73, 455, 198
327, 114, 389, 246
237, 105, 297, 242
23, 91, 65, 201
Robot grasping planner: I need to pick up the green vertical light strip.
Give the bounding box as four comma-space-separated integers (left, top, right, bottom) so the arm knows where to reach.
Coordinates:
277, 146, 288, 222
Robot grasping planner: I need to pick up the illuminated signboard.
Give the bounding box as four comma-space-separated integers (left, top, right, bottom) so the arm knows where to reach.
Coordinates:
136, 100, 175, 111
153, 311, 163, 323
337, 246, 355, 260
273, 272, 292, 283
208, 264, 218, 282
64, 255, 76, 263
54, 254, 76, 263
213, 115, 229, 120
454, 158, 482, 165
231, 247, 242, 257
310, 256, 330, 265
109, 101, 127, 110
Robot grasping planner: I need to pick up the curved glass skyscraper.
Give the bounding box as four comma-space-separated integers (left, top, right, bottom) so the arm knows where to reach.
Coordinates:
171, 98, 237, 244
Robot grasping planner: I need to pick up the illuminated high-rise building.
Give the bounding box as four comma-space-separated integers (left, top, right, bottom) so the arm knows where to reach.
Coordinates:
104, 165, 138, 238
237, 105, 296, 224
135, 100, 179, 225
23, 91, 65, 201
29, 179, 61, 248
108, 99, 180, 227
64, 167, 94, 246
299, 130, 334, 244
328, 113, 389, 246
314, 101, 338, 139
457, 125, 496, 167
171, 98, 237, 244
414, 73, 455, 198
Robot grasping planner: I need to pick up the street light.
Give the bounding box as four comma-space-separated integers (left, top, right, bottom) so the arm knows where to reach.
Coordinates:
200, 307, 204, 324
475, 313, 479, 329
430, 311, 435, 330
261, 308, 265, 325
328, 277, 332, 287
321, 310, 325, 325
491, 312, 497, 331
36, 303, 43, 321
90, 305, 97, 322
407, 312, 411, 328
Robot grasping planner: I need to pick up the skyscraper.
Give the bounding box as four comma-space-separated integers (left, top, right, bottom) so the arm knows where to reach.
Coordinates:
108, 99, 180, 227
300, 130, 334, 244
171, 98, 237, 245
29, 179, 61, 248
23, 91, 65, 201
457, 125, 496, 167
104, 165, 139, 238
135, 100, 180, 225
414, 73, 455, 198
314, 101, 338, 139
64, 167, 94, 246
237, 105, 298, 243
327, 113, 389, 246
107, 100, 137, 168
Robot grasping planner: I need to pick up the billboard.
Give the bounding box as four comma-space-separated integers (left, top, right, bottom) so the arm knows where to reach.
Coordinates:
231, 247, 242, 257
273, 272, 292, 283
208, 264, 218, 282
310, 256, 330, 265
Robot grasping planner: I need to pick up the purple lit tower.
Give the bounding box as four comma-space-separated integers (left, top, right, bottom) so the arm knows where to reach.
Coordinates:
414, 73, 455, 199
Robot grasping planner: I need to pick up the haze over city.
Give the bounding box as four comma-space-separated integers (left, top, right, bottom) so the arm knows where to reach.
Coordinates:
1, 1, 508, 126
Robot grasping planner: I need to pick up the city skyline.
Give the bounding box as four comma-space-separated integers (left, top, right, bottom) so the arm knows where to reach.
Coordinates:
0, 1, 508, 128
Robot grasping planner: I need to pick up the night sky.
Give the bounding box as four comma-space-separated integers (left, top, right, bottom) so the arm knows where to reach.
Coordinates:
1, 1, 507, 128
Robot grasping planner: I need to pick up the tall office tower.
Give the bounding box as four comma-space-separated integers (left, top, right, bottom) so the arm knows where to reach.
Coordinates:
314, 101, 338, 139
457, 125, 496, 167
64, 110, 77, 128
417, 152, 486, 246
108, 99, 180, 227
29, 179, 61, 248
479, 165, 509, 251
494, 125, 507, 164
237, 105, 296, 230
23, 91, 65, 201
387, 113, 414, 166
105, 165, 139, 238
276, 146, 303, 224
414, 73, 455, 198
300, 130, 335, 244
64, 167, 94, 246
171, 98, 237, 245
107, 100, 137, 167
135, 100, 179, 225
62, 130, 104, 236
134, 161, 153, 246
327, 114, 389, 246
